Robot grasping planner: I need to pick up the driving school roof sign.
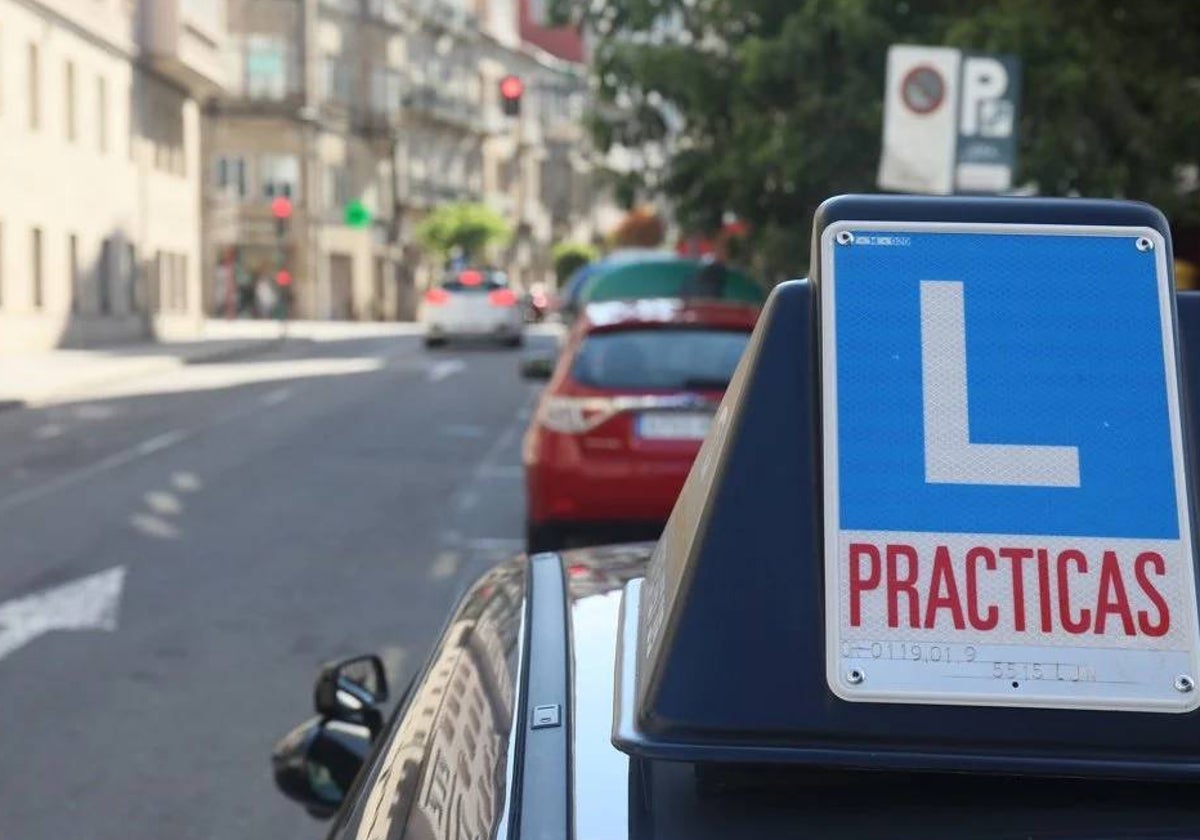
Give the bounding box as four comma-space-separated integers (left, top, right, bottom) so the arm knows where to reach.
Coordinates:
821, 216, 1200, 712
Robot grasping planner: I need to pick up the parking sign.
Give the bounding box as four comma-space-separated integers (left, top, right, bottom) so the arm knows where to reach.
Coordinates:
821, 221, 1200, 712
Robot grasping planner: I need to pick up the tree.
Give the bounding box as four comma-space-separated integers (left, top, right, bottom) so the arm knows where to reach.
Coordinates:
552, 0, 1200, 277
415, 203, 512, 262
552, 241, 600, 283
610, 207, 666, 247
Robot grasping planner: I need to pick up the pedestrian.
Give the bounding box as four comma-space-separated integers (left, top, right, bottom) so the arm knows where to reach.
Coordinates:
255, 275, 279, 319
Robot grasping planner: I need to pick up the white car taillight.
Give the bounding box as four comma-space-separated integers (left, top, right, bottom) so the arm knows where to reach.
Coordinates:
537, 396, 617, 434
536, 394, 722, 435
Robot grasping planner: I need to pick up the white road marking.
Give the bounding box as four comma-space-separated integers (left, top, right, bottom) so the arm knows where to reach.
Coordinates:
137, 430, 187, 456
427, 360, 466, 382
33, 423, 65, 441
428, 551, 460, 581
262, 387, 291, 406
144, 491, 183, 516
0, 428, 192, 517
0, 566, 126, 663
171, 472, 202, 492
129, 513, 180, 540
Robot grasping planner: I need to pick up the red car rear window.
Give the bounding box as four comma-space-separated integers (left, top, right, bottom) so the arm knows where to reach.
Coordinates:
571, 328, 750, 390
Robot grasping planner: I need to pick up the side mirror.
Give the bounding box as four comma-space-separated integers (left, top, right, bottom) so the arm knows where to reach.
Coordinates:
271, 653, 389, 820
313, 654, 388, 737
272, 716, 374, 820
520, 352, 555, 380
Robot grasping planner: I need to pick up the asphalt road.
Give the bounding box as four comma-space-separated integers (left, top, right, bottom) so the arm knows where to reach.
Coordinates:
0, 328, 552, 839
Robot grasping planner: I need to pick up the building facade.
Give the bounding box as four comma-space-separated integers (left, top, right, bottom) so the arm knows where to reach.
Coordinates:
207, 0, 606, 322
0, 0, 226, 351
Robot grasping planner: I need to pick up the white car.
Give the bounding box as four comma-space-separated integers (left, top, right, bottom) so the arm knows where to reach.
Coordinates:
419, 269, 525, 348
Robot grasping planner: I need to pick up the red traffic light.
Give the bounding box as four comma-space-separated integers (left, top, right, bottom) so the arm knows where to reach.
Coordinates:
499, 75, 524, 101
271, 196, 294, 220
275, 269, 293, 287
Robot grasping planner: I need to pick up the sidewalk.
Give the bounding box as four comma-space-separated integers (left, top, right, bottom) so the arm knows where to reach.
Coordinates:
0, 330, 284, 410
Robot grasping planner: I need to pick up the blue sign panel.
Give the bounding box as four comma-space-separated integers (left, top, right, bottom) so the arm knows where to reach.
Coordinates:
834, 230, 1175, 539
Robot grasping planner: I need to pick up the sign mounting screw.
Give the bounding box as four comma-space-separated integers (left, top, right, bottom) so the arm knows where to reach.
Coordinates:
846, 668, 865, 685
1136, 236, 1154, 252
836, 231, 854, 246
1175, 674, 1194, 693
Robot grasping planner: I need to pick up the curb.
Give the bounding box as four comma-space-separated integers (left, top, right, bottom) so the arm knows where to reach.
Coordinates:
181, 337, 288, 365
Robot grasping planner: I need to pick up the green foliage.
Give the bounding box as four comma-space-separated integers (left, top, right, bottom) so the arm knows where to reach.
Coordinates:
555, 0, 1200, 277
552, 241, 600, 283
415, 203, 512, 260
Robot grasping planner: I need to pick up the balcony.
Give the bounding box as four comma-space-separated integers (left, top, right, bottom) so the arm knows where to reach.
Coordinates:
403, 85, 487, 133
140, 0, 228, 96
410, 0, 481, 38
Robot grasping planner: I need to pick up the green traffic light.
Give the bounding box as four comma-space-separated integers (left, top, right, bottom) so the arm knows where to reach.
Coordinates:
344, 200, 372, 229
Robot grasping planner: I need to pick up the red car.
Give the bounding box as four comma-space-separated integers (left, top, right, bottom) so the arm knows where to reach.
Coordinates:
522, 297, 760, 552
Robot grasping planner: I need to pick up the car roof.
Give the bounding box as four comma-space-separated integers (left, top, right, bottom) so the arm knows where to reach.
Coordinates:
561, 250, 676, 302
578, 298, 760, 333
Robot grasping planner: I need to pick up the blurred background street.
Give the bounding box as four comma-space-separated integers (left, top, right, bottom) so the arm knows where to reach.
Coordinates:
3, 0, 1200, 836
0, 325, 557, 839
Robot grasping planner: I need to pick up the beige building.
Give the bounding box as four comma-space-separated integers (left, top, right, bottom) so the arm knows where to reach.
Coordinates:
207, 0, 607, 323
0, 0, 226, 351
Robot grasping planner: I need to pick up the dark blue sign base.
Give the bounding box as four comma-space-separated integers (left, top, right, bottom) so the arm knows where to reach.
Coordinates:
612, 196, 1200, 780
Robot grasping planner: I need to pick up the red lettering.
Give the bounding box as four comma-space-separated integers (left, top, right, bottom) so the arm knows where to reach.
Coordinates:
848, 543, 881, 627
999, 547, 1032, 631
965, 547, 999, 631
923, 546, 966, 630
1095, 550, 1136, 636
1135, 551, 1170, 637
886, 544, 920, 628
1057, 550, 1091, 634
1037, 548, 1053, 632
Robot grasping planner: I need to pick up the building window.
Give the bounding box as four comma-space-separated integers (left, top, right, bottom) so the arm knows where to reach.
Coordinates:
31, 227, 43, 309
325, 165, 351, 213
125, 243, 139, 313
323, 55, 354, 105
245, 36, 288, 100
260, 154, 298, 199
215, 155, 249, 199
99, 238, 112, 315
28, 43, 39, 131
65, 60, 76, 141
69, 234, 79, 313
97, 76, 108, 152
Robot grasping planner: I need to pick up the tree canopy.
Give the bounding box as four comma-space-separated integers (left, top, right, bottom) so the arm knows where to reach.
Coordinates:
415, 202, 511, 261
552, 0, 1200, 277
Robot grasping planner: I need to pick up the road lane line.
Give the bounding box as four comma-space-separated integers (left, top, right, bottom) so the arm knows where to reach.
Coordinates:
428, 551, 460, 580
0, 428, 193, 517
427, 360, 466, 382
261, 387, 291, 406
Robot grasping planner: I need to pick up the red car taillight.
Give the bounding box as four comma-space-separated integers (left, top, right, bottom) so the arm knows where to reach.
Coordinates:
424, 288, 449, 305
489, 288, 518, 307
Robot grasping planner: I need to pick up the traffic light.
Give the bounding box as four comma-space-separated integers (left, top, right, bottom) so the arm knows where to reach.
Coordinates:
499, 75, 524, 118
272, 196, 293, 239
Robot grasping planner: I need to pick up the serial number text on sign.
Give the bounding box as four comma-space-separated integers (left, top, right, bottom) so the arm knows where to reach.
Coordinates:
820, 221, 1200, 712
